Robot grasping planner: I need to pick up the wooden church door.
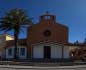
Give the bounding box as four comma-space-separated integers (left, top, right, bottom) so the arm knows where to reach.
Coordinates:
44, 46, 51, 59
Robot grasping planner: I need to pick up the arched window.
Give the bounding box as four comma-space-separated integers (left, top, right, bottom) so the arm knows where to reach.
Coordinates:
44, 16, 51, 20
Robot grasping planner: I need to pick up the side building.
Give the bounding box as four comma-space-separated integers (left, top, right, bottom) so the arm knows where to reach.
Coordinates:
0, 34, 14, 59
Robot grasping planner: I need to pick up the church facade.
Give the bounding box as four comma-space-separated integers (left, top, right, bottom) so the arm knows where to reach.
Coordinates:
27, 13, 70, 60
1, 13, 81, 61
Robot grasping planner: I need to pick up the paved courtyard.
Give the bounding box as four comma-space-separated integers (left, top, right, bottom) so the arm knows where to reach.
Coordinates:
0, 65, 86, 70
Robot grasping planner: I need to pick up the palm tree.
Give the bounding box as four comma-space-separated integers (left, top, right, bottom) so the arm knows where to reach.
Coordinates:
0, 8, 33, 60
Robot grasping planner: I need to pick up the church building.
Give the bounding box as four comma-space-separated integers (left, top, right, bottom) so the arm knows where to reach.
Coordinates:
27, 13, 69, 60
0, 13, 72, 61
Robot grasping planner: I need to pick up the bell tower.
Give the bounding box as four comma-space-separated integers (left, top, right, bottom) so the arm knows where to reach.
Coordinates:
39, 11, 56, 23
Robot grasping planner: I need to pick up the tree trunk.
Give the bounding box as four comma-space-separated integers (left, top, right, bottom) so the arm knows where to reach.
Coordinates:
14, 29, 19, 61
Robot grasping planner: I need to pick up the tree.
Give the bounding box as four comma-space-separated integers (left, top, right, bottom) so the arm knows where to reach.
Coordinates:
0, 8, 33, 60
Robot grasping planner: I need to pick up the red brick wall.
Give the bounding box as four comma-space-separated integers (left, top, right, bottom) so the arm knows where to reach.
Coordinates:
27, 14, 68, 44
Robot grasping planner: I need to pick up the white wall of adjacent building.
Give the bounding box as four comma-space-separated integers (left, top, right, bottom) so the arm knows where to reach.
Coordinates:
5, 46, 27, 59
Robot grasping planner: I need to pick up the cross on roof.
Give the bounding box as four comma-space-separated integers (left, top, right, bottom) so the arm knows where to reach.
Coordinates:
45, 11, 49, 15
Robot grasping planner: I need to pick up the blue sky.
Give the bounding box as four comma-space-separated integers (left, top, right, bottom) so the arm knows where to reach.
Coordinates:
0, 0, 86, 43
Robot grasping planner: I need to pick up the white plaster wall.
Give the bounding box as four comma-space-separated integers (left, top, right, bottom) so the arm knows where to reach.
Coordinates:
63, 46, 70, 58
33, 45, 43, 58
51, 44, 62, 58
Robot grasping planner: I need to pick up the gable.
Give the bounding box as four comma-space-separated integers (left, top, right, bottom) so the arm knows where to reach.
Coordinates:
27, 14, 68, 44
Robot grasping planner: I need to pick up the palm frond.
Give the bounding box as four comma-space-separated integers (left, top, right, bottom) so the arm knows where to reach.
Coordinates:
0, 8, 33, 33
0, 8, 33, 60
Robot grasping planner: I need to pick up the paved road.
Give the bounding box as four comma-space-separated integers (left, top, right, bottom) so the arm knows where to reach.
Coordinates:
0, 65, 86, 70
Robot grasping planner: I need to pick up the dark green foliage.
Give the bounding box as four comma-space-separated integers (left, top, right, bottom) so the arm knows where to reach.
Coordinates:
0, 8, 33, 60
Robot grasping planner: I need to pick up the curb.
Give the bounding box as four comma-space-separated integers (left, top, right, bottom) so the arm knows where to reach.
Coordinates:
0, 65, 86, 69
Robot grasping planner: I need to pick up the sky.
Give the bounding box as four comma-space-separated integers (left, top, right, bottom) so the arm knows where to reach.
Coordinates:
0, 0, 86, 43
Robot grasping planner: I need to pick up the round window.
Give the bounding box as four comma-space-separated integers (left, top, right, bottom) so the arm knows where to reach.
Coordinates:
44, 30, 51, 37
